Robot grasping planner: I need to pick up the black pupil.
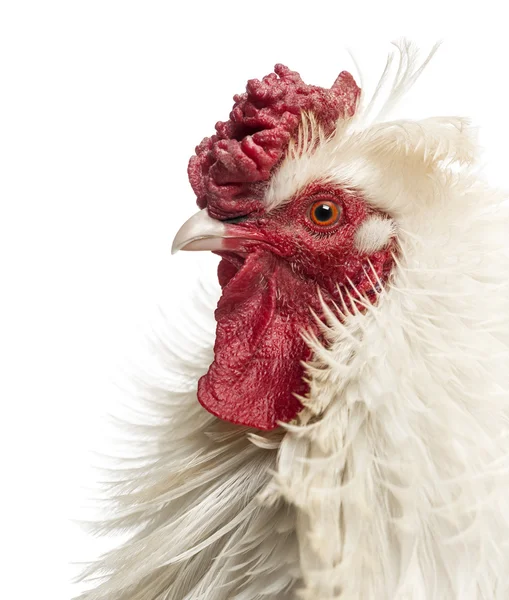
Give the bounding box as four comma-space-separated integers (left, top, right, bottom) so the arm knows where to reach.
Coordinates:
314, 203, 333, 222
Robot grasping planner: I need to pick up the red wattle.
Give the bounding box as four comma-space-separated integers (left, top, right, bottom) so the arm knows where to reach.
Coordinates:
198, 252, 313, 430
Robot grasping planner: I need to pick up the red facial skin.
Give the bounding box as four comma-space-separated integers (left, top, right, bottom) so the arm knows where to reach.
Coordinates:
187, 64, 392, 429
197, 183, 395, 430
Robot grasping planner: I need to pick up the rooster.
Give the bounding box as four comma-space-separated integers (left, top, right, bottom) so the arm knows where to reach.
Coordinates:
77, 42, 509, 599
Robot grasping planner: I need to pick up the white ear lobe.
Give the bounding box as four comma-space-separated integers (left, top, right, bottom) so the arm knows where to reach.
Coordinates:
354, 216, 396, 254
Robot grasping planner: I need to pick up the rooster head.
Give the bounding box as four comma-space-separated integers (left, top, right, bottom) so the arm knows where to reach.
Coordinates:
172, 64, 397, 429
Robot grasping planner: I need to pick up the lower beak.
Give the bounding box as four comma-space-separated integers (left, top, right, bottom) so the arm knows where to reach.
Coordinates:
172, 208, 250, 254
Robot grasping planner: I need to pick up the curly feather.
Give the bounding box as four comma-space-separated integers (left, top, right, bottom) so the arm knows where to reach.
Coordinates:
75, 41, 509, 600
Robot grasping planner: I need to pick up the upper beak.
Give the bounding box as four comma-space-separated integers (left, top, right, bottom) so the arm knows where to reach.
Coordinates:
172, 208, 250, 254
172, 209, 226, 254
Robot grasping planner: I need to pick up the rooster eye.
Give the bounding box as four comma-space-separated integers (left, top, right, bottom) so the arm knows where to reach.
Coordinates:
309, 200, 341, 227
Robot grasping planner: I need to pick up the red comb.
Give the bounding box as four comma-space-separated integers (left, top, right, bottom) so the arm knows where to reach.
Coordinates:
188, 65, 360, 219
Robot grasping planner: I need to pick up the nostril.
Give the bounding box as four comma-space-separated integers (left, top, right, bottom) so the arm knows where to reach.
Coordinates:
222, 215, 250, 224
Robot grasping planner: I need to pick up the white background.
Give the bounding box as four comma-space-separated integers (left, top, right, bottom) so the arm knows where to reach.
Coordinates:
1, 2, 509, 599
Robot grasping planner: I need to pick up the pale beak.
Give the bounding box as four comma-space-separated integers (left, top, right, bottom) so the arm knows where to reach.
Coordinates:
171, 208, 232, 254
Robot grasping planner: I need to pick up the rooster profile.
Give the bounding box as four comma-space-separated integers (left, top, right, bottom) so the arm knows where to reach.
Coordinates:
77, 42, 509, 599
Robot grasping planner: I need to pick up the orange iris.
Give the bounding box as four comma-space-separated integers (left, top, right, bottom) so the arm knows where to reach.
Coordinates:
309, 200, 340, 227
